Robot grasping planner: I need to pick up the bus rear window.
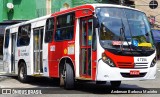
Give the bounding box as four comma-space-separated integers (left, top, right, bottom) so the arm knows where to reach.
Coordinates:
4, 29, 10, 48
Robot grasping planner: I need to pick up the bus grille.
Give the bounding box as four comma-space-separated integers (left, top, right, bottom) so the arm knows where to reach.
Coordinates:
117, 62, 148, 69
117, 62, 134, 68
134, 63, 148, 69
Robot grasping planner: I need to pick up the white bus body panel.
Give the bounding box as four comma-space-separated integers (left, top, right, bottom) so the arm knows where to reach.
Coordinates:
3, 32, 11, 73
75, 19, 80, 78
96, 59, 156, 81
3, 15, 50, 76
96, 41, 157, 81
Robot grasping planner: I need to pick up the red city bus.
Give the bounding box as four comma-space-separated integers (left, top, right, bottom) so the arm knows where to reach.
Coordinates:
3, 4, 157, 89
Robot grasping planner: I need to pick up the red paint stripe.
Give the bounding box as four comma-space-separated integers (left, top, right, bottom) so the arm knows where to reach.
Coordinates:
105, 51, 134, 68
51, 5, 94, 17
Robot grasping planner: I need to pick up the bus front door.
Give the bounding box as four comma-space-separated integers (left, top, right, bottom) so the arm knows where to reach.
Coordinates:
33, 27, 44, 73
11, 33, 16, 73
80, 17, 93, 78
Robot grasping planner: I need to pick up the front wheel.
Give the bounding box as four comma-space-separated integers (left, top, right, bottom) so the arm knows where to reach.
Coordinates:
110, 81, 121, 88
18, 62, 28, 83
60, 63, 74, 89
156, 43, 160, 59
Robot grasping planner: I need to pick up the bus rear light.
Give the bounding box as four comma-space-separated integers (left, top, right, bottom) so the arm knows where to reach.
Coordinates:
102, 53, 116, 67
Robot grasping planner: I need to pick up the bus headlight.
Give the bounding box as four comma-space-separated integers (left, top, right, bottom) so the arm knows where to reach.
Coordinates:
150, 57, 156, 67
102, 53, 116, 67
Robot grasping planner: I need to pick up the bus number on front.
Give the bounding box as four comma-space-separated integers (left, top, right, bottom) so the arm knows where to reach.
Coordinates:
137, 58, 147, 62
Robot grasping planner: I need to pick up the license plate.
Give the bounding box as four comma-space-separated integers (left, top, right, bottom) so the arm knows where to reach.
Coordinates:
130, 70, 140, 75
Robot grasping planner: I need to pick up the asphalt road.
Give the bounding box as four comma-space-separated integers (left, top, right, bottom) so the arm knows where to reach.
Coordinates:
0, 60, 159, 96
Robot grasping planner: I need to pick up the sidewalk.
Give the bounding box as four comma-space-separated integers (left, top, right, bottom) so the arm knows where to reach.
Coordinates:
0, 59, 3, 72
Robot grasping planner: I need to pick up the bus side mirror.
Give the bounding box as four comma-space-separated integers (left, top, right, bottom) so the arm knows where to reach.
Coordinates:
93, 17, 99, 28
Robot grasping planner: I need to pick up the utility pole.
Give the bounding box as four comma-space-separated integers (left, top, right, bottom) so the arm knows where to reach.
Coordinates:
46, 0, 51, 15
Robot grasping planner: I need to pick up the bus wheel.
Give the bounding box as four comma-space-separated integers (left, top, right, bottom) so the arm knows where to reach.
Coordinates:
60, 63, 74, 89
156, 43, 160, 59
18, 62, 28, 83
60, 70, 64, 87
110, 81, 121, 88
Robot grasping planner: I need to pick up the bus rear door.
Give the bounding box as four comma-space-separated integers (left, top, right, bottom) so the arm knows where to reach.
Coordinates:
33, 27, 44, 73
11, 33, 16, 73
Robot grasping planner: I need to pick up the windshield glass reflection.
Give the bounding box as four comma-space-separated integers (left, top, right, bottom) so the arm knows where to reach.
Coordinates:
96, 7, 155, 56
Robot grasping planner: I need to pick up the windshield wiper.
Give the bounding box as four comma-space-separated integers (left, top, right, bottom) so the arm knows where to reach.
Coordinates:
120, 19, 133, 54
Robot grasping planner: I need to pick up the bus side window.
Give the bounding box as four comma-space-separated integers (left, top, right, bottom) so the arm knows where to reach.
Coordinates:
55, 13, 75, 41
55, 29, 62, 40
4, 29, 10, 48
45, 17, 54, 43
17, 24, 31, 47
88, 19, 93, 46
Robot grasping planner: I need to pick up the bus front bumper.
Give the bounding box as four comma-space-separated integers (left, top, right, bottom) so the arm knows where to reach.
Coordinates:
96, 60, 157, 81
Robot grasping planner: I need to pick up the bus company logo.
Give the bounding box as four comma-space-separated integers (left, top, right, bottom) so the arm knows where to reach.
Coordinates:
2, 89, 12, 94
44, 67, 47, 72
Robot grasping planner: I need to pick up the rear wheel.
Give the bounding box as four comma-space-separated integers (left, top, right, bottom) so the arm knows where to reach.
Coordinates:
18, 62, 28, 83
60, 63, 74, 89
110, 81, 121, 88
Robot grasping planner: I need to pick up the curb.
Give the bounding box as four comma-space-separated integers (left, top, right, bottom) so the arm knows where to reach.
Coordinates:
0, 71, 10, 82
0, 72, 7, 75
0, 75, 9, 82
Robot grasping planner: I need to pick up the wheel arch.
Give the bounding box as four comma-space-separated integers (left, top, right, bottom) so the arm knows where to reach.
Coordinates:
59, 57, 75, 78
18, 59, 27, 70
17, 59, 29, 83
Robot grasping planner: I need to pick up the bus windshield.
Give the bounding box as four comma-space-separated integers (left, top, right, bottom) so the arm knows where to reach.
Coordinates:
96, 7, 155, 56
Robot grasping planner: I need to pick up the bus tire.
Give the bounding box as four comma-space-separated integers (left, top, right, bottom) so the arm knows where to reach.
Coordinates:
60, 63, 74, 89
60, 72, 64, 87
110, 81, 121, 88
18, 62, 28, 83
